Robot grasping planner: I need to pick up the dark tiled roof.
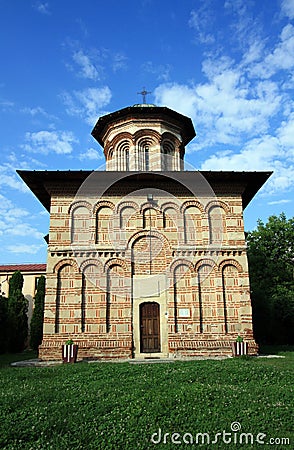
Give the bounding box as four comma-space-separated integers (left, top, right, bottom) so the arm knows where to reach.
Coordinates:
91, 105, 196, 147
0, 264, 46, 273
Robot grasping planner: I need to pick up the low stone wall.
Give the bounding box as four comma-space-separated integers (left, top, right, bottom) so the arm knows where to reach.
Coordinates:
39, 336, 132, 361
168, 335, 258, 356
39, 335, 258, 361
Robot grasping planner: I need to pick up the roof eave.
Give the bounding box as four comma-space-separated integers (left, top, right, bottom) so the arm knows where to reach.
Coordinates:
17, 169, 272, 212
91, 105, 196, 147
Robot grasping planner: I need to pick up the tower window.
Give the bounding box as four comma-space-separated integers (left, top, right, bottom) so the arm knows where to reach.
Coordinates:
126, 149, 129, 171
145, 146, 149, 171
162, 141, 174, 170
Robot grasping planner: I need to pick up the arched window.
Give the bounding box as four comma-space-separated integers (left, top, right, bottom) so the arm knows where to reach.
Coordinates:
137, 139, 152, 171
197, 264, 215, 333
125, 148, 129, 171
82, 263, 103, 333
116, 141, 130, 171
55, 264, 75, 333
106, 264, 125, 332
132, 234, 167, 284
163, 207, 177, 229
144, 145, 149, 171
120, 206, 137, 229
173, 264, 191, 332
71, 206, 91, 244
96, 206, 113, 244
208, 206, 226, 244
184, 206, 202, 244
222, 264, 239, 334
107, 147, 114, 170
162, 141, 174, 170
143, 208, 157, 229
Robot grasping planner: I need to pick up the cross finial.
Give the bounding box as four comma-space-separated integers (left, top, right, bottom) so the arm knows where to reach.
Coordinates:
137, 87, 152, 104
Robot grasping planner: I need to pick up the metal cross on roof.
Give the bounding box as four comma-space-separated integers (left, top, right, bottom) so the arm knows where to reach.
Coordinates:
137, 87, 152, 104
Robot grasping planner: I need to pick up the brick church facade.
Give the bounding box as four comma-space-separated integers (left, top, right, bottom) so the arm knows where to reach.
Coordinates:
18, 104, 271, 360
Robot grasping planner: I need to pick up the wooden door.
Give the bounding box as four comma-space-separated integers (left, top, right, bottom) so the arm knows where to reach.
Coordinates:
140, 302, 160, 353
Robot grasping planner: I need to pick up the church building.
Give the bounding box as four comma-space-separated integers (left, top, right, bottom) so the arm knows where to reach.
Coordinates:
18, 103, 271, 360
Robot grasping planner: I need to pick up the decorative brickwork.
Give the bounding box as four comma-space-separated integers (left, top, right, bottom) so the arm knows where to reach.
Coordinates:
20, 105, 267, 361
39, 182, 257, 360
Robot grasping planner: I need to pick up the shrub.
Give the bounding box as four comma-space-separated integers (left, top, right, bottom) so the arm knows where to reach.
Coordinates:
30, 275, 46, 351
7, 271, 28, 352
0, 295, 8, 353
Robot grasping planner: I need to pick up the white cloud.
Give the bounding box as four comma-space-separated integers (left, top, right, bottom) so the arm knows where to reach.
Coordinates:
0, 195, 43, 239
0, 100, 14, 111
277, 112, 294, 154
33, 2, 51, 15
242, 40, 265, 65
0, 164, 29, 193
250, 24, 294, 79
200, 135, 279, 171
20, 106, 57, 121
6, 152, 47, 170
62, 87, 112, 125
112, 53, 128, 72
141, 61, 171, 82
266, 163, 294, 194
224, 0, 261, 52
199, 135, 294, 195
79, 148, 103, 161
0, 195, 28, 219
155, 3, 294, 198
72, 49, 101, 81
154, 73, 281, 147
9, 224, 44, 239
65, 41, 128, 81
268, 199, 292, 205
154, 83, 198, 121
190, 0, 262, 54
21, 106, 47, 116
22, 130, 77, 155
281, 0, 294, 19
189, 5, 216, 45
6, 244, 43, 255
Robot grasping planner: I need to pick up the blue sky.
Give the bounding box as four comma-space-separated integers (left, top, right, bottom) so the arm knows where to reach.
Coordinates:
0, 0, 293, 264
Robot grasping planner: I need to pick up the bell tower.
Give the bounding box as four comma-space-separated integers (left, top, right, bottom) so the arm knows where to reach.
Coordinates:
91, 104, 196, 171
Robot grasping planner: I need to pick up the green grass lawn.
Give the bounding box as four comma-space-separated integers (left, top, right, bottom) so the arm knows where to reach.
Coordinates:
0, 348, 293, 449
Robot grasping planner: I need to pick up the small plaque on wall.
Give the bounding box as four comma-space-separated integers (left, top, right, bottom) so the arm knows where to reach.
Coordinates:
179, 308, 190, 317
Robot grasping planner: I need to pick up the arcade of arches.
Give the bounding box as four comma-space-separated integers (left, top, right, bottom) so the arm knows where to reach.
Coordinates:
41, 191, 256, 360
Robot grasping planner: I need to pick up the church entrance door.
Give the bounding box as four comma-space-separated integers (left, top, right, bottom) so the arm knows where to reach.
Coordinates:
140, 302, 160, 353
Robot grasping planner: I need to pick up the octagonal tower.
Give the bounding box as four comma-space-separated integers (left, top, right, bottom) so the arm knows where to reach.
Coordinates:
91, 104, 196, 171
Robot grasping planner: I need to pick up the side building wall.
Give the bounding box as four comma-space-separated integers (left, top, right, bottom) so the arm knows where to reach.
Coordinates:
0, 265, 46, 332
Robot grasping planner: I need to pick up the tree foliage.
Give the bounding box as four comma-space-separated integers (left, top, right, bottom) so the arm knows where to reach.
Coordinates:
7, 271, 28, 352
30, 275, 46, 351
0, 295, 8, 353
246, 213, 294, 344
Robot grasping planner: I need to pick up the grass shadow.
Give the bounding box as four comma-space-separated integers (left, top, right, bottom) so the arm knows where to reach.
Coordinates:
0, 350, 38, 368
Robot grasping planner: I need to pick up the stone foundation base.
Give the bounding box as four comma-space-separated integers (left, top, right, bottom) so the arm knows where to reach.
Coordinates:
168, 337, 258, 357
39, 335, 258, 361
39, 335, 133, 361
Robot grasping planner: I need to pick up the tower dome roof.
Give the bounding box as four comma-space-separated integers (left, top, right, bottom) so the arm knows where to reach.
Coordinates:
91, 105, 196, 147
